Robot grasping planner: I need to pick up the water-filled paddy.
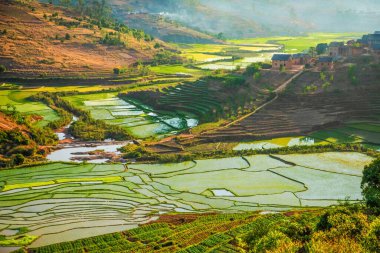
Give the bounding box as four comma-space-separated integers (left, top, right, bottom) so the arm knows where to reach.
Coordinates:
0, 152, 372, 247
233, 136, 320, 151
64, 94, 198, 139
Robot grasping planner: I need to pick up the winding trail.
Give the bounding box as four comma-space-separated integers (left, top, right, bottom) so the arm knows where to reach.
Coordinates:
202, 70, 305, 134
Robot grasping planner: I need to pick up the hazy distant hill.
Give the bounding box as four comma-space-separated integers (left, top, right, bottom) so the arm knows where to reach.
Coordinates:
110, 0, 380, 39
109, 0, 221, 44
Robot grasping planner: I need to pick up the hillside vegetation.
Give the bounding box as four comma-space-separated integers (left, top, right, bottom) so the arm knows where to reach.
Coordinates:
0, 0, 170, 78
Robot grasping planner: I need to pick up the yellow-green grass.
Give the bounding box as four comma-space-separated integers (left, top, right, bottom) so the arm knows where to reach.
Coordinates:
0, 235, 38, 246
228, 32, 364, 53
63, 92, 118, 107
23, 85, 118, 93
233, 136, 330, 151
177, 43, 279, 63
2, 176, 123, 192
150, 65, 209, 76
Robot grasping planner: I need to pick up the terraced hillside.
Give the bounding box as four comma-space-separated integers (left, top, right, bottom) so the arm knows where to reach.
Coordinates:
122, 71, 293, 123
0, 152, 372, 249
196, 61, 380, 143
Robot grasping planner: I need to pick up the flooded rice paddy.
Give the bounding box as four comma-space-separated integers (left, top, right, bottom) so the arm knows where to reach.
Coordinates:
65, 95, 198, 139
0, 152, 373, 247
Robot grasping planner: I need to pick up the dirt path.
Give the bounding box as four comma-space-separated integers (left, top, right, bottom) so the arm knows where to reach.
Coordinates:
201, 70, 305, 134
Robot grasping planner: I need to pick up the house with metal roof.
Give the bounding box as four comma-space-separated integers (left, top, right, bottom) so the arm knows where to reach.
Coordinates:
271, 54, 293, 70
317, 57, 334, 71
328, 42, 345, 57
292, 53, 311, 65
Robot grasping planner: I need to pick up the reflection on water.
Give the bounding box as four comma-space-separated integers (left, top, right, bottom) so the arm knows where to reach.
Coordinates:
47, 144, 127, 163
212, 189, 235, 197
83, 97, 198, 138
234, 137, 316, 151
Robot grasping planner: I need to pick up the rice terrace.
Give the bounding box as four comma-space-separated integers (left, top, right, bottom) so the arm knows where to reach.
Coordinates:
1, 0, 380, 252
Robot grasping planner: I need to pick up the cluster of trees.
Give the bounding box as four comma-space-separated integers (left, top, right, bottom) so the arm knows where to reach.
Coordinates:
113, 62, 152, 76
362, 158, 380, 214
50, 0, 154, 44
152, 51, 183, 66
0, 106, 58, 168
242, 204, 380, 252
101, 32, 126, 47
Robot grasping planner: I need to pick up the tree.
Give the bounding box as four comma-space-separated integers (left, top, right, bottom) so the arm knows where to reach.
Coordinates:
113, 68, 120, 75
216, 32, 225, 40
309, 47, 317, 58
0, 65, 6, 74
65, 33, 71, 40
362, 158, 380, 212
12, 154, 25, 166
77, 0, 85, 14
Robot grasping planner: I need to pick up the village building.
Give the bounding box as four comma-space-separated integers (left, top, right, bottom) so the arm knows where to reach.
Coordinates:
271, 54, 293, 70
371, 44, 380, 58
317, 57, 334, 71
349, 46, 366, 57
359, 32, 380, 48
292, 53, 311, 65
328, 42, 345, 57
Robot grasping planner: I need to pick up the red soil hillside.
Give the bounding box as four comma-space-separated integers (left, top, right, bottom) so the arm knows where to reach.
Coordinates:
0, 0, 167, 78
0, 112, 23, 131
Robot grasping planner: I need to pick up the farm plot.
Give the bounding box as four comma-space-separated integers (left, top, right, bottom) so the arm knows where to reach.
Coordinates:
233, 136, 325, 151
229, 33, 362, 53
0, 90, 59, 127
64, 93, 198, 139
0, 152, 372, 248
310, 122, 380, 146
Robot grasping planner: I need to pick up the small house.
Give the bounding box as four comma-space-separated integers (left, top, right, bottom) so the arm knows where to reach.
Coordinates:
292, 53, 311, 65
317, 57, 334, 71
328, 42, 344, 57
271, 54, 293, 70
371, 44, 380, 58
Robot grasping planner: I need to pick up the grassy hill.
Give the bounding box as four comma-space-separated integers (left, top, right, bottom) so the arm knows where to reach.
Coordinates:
0, 0, 169, 78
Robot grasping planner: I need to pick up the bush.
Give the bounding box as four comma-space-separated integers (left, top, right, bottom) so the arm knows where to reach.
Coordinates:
364, 217, 380, 252
254, 231, 296, 253
0, 64, 6, 74
362, 158, 380, 213
316, 206, 368, 239
11, 154, 25, 166
113, 68, 120, 75
65, 33, 70, 40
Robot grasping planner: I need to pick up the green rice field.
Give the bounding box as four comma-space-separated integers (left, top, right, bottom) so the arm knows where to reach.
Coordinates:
64, 93, 198, 139
0, 152, 372, 248
234, 122, 380, 151
228, 32, 363, 53
0, 89, 59, 127
176, 43, 280, 70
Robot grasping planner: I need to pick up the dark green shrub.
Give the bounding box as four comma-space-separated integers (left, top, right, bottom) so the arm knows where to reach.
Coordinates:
11, 154, 25, 166
0, 64, 6, 74
362, 158, 380, 213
